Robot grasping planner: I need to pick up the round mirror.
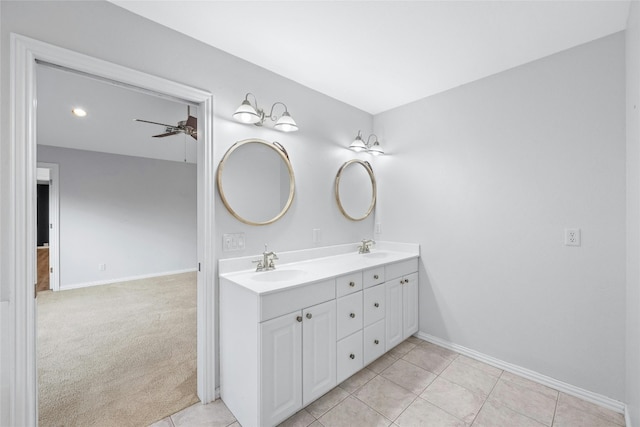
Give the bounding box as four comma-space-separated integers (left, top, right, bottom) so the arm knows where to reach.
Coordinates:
217, 139, 295, 225
335, 159, 377, 221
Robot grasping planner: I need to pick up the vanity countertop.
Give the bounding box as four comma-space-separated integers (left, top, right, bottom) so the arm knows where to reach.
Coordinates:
219, 241, 419, 295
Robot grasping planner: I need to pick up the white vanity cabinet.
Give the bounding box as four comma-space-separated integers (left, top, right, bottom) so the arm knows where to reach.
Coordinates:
220, 247, 419, 427
261, 300, 337, 426
385, 259, 419, 350
221, 279, 336, 427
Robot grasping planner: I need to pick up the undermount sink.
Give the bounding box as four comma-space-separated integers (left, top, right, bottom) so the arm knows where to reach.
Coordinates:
251, 269, 307, 282
362, 252, 389, 259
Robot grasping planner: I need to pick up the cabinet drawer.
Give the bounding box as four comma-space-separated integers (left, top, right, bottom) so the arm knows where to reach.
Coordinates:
363, 319, 386, 366
336, 292, 363, 340
363, 267, 385, 288
336, 330, 363, 384
363, 284, 385, 327
260, 279, 335, 322
385, 258, 418, 281
336, 272, 363, 298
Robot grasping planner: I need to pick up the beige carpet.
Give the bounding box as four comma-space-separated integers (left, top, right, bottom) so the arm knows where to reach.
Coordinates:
37, 272, 198, 427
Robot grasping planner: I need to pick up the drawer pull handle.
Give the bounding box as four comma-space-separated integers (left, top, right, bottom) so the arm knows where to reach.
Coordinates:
296, 316, 302, 322
306, 313, 312, 319
374, 339, 379, 345
373, 274, 379, 280
349, 281, 355, 287
374, 302, 379, 308
349, 313, 356, 318
349, 353, 355, 359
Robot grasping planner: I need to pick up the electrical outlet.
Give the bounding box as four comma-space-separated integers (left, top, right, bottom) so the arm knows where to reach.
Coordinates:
312, 229, 321, 244
564, 228, 581, 246
375, 223, 382, 234
98, 263, 106, 271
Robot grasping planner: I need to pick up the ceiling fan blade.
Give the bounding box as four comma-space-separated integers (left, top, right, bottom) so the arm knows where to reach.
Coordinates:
186, 116, 197, 130
152, 131, 181, 138
135, 118, 176, 128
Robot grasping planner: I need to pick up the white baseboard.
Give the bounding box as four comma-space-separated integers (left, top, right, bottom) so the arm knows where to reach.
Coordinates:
59, 268, 197, 291
416, 331, 626, 415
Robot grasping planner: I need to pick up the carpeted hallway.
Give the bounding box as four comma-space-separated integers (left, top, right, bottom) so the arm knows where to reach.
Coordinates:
37, 272, 198, 427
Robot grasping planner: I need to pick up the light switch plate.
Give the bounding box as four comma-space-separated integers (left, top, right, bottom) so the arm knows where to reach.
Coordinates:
223, 233, 245, 251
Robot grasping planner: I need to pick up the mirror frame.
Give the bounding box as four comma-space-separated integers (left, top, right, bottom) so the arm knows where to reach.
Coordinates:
217, 138, 295, 226
335, 159, 377, 221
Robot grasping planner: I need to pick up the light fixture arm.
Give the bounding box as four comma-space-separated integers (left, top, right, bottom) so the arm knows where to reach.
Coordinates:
365, 134, 379, 148
267, 101, 289, 122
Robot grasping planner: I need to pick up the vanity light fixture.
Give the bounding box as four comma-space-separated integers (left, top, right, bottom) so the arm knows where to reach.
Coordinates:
349, 131, 384, 155
232, 93, 298, 132
71, 107, 87, 117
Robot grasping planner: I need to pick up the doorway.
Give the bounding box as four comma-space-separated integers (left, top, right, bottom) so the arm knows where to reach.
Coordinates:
36, 163, 59, 293
9, 34, 216, 426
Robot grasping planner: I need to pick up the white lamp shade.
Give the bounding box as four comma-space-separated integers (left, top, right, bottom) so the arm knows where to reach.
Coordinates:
349, 135, 367, 152
233, 100, 261, 124
369, 140, 384, 155
274, 111, 298, 132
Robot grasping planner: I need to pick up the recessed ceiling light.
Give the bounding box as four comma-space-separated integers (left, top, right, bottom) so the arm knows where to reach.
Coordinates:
71, 108, 87, 117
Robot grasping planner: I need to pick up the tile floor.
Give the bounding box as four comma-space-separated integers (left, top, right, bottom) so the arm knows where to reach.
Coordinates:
149, 337, 625, 427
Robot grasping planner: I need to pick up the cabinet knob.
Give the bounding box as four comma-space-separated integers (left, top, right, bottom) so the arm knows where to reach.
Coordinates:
373, 274, 379, 280
349, 281, 355, 287
349, 312, 356, 318
405, 278, 410, 283
374, 302, 379, 308
306, 312, 312, 319
401, 279, 406, 284
296, 316, 302, 322
374, 339, 379, 345
349, 353, 355, 359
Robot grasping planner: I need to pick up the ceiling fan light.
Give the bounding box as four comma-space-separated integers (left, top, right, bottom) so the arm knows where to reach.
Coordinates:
233, 100, 261, 124
274, 111, 298, 132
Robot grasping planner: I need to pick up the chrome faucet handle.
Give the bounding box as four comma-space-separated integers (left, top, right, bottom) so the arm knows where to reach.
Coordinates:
252, 259, 264, 271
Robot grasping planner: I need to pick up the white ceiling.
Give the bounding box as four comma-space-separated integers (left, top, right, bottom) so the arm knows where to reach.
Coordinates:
110, 0, 631, 114
37, 64, 198, 163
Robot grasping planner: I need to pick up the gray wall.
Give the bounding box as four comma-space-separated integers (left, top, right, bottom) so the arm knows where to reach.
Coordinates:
0, 2, 373, 421
37, 145, 197, 288
626, 1, 640, 424
374, 33, 626, 401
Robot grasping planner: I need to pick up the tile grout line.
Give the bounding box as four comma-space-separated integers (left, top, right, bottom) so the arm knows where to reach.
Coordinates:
550, 394, 559, 427
467, 367, 503, 426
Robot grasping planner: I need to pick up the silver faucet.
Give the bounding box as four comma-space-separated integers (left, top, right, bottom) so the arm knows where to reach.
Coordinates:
253, 244, 278, 272
358, 239, 375, 254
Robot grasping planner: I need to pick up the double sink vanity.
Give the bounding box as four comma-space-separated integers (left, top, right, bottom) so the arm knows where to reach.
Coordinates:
219, 241, 420, 427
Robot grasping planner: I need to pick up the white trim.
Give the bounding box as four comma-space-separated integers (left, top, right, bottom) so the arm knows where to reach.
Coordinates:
59, 268, 198, 291
8, 33, 217, 426
626, 405, 633, 427
416, 331, 626, 414
36, 162, 59, 292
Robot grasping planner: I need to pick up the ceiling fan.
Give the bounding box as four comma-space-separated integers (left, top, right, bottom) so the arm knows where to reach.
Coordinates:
135, 105, 197, 140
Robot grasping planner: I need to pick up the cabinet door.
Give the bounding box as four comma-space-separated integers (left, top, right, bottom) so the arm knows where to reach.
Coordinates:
302, 300, 337, 405
260, 311, 302, 426
363, 284, 385, 327
336, 291, 363, 340
363, 319, 386, 366
336, 330, 363, 383
402, 272, 419, 338
385, 279, 403, 350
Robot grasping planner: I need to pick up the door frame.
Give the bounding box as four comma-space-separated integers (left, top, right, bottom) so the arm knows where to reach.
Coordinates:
36, 163, 59, 292
8, 33, 216, 426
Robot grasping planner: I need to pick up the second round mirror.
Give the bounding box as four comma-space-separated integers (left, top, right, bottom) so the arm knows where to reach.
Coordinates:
335, 159, 376, 221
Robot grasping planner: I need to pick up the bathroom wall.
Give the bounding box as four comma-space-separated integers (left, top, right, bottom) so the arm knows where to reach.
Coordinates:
626, 1, 640, 424
0, 1, 373, 421
374, 33, 626, 401
37, 145, 197, 288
